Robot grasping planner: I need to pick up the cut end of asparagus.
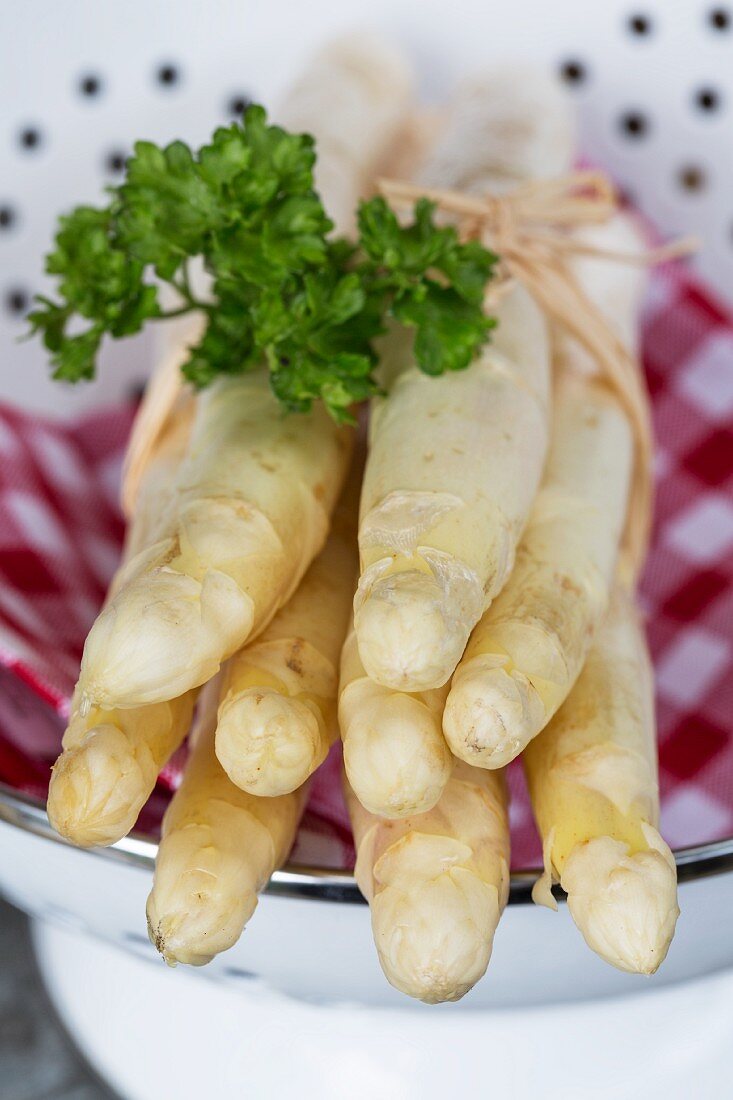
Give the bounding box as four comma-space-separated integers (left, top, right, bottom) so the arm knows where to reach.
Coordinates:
371, 834, 501, 1003
80, 559, 255, 708
343, 693, 453, 818
354, 570, 471, 691
216, 687, 326, 796
443, 662, 543, 769
562, 831, 679, 975
47, 726, 150, 848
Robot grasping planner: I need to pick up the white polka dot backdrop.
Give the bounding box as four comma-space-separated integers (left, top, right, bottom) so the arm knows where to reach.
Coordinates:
1, 0, 732, 413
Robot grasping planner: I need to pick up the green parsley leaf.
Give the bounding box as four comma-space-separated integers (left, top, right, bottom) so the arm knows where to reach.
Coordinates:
355, 196, 498, 377
49, 326, 103, 382
31, 104, 498, 415
393, 282, 497, 375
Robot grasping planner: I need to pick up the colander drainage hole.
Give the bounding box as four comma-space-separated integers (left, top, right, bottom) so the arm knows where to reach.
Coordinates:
627, 13, 653, 36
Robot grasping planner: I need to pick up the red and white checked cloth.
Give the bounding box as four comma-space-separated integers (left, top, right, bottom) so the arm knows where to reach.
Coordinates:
1, 259, 732, 870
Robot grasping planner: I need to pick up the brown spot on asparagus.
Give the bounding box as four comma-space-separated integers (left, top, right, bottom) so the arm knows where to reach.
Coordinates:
286, 638, 305, 676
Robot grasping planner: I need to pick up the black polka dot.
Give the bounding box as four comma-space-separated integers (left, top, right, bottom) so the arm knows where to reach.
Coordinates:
79, 73, 102, 97
157, 63, 180, 87
19, 127, 42, 151
708, 7, 730, 30
105, 150, 127, 175
227, 94, 253, 118
620, 110, 649, 137
5, 288, 29, 315
678, 165, 707, 192
559, 59, 587, 85
695, 87, 722, 112
0, 206, 16, 230
627, 13, 652, 34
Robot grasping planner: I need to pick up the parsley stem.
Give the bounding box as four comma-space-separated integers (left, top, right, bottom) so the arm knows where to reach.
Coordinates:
168, 264, 203, 311
164, 269, 210, 318
157, 305, 196, 320
173, 261, 198, 304
180, 261, 194, 299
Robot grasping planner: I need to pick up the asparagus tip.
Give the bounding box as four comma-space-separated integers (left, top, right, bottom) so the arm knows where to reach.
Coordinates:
371, 839, 502, 1003
354, 570, 469, 691
562, 832, 679, 974
47, 729, 145, 848
146, 885, 257, 968
343, 693, 452, 818
216, 687, 323, 796
443, 662, 540, 768
79, 558, 255, 709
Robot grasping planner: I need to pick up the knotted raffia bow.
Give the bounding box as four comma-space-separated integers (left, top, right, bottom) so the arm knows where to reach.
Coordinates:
378, 170, 698, 579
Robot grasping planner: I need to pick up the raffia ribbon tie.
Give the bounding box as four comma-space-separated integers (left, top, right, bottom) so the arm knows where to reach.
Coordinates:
379, 170, 699, 577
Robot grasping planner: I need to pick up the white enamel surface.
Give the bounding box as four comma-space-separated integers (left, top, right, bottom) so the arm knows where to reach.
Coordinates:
27, 882, 733, 1100
1, 819, 732, 1009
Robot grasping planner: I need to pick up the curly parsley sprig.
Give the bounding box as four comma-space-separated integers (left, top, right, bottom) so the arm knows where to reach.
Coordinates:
28, 105, 498, 421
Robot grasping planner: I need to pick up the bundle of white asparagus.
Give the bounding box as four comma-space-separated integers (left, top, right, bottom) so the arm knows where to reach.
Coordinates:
42, 36, 682, 1004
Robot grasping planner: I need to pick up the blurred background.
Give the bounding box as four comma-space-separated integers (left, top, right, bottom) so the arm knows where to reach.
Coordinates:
0, 899, 113, 1099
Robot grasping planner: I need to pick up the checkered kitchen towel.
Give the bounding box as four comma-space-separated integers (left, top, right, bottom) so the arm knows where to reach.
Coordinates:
0, 258, 732, 870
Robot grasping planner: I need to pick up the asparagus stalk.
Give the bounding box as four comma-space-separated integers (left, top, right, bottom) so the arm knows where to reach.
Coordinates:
121, 311, 205, 520
422, 66, 576, 195
77, 40, 412, 711
442, 98, 645, 767
48, 407, 197, 847
523, 586, 679, 973
443, 368, 633, 767
215, 460, 359, 796
554, 215, 649, 379
339, 621, 453, 817
276, 33, 413, 234
147, 680, 307, 966
82, 378, 352, 711
345, 761, 510, 1003
354, 71, 574, 692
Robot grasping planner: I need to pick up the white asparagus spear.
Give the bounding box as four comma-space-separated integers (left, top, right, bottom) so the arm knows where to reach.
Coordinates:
77, 38, 412, 711
443, 215, 643, 768
555, 214, 649, 378
523, 586, 679, 974
354, 70, 574, 692
147, 680, 307, 967
121, 309, 205, 520
215, 460, 359, 796
48, 406, 197, 847
443, 371, 633, 768
80, 380, 351, 711
276, 33, 413, 234
339, 622, 453, 818
422, 65, 576, 195
345, 761, 510, 1003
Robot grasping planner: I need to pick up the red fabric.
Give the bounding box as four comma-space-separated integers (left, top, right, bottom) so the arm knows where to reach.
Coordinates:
1, 259, 732, 870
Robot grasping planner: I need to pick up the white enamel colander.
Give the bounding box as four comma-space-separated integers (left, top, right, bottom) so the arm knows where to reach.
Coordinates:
1, 2, 733, 1098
